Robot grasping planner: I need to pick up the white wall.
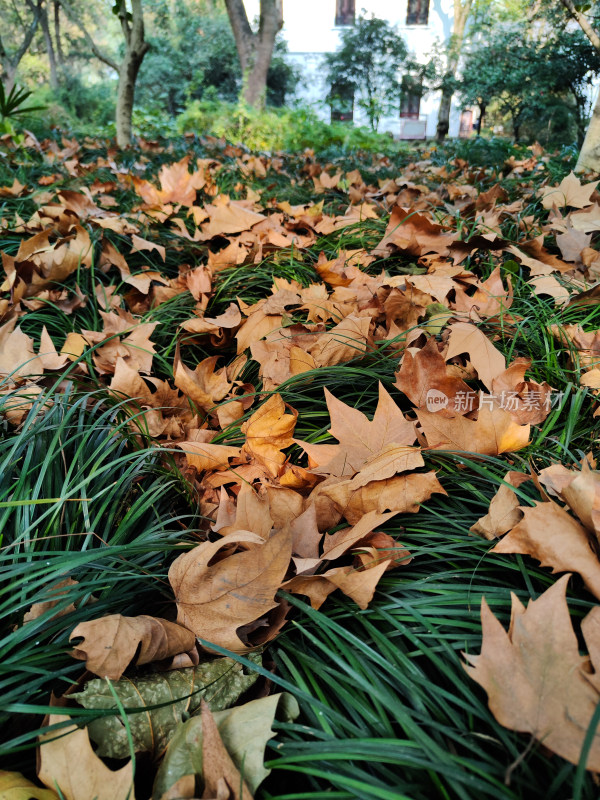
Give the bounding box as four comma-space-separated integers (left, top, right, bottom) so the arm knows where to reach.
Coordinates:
244, 0, 463, 138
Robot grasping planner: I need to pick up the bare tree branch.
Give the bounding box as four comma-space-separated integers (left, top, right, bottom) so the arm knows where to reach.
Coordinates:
0, 0, 43, 85
56, 0, 119, 72
559, 0, 600, 53
224, 0, 255, 70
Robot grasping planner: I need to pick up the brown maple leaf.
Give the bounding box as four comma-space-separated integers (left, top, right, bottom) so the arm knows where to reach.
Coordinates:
174, 349, 232, 412
417, 403, 530, 456
465, 575, 600, 771
241, 394, 297, 478
308, 313, 371, 367
169, 529, 292, 652
371, 205, 456, 258
394, 337, 477, 417
445, 322, 505, 392
540, 172, 598, 210
70, 614, 197, 680
538, 461, 600, 538
470, 471, 531, 540
493, 500, 600, 600
295, 383, 416, 477
132, 156, 204, 207
38, 714, 135, 800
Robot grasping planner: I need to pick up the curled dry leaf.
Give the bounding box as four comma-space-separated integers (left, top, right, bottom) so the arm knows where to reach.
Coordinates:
70, 614, 197, 680
38, 714, 135, 800
417, 404, 530, 456
465, 575, 600, 771
492, 500, 600, 600
538, 460, 600, 539
445, 322, 505, 392
132, 156, 203, 207
490, 357, 552, 426
71, 654, 261, 760
308, 313, 371, 367
0, 771, 58, 800
394, 337, 476, 416
199, 700, 254, 800
0, 318, 43, 381
169, 529, 292, 652
470, 471, 531, 540
324, 470, 446, 525
177, 438, 241, 473
23, 577, 78, 624
174, 350, 232, 412
241, 394, 297, 478
153, 694, 299, 800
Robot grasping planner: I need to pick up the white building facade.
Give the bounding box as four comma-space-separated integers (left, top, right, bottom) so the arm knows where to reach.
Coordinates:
244, 0, 468, 139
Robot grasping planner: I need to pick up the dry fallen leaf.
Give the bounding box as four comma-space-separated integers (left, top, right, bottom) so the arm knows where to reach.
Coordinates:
417, 403, 530, 455
464, 575, 600, 771
200, 700, 254, 800
540, 172, 598, 210
169, 529, 292, 652
38, 714, 135, 800
394, 337, 476, 416
23, 578, 78, 624
133, 156, 203, 207
241, 394, 297, 478
178, 438, 241, 473
309, 313, 371, 367
0, 771, 58, 800
174, 351, 232, 412
445, 322, 505, 392
295, 383, 415, 477
539, 461, 600, 539
322, 470, 446, 525
470, 471, 531, 540
492, 500, 600, 600
70, 614, 197, 680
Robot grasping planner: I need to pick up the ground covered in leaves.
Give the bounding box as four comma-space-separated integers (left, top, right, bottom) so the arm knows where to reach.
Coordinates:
0, 130, 599, 800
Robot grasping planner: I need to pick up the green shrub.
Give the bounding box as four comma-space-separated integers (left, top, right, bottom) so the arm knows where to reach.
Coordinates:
176, 100, 412, 157
136, 11, 298, 114
22, 74, 115, 137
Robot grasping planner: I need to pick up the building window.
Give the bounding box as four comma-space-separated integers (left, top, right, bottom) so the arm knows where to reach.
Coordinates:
459, 109, 473, 137
406, 0, 429, 25
335, 0, 355, 26
330, 82, 354, 122
400, 77, 421, 119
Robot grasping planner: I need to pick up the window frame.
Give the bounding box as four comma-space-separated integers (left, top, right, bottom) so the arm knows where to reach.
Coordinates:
330, 81, 355, 122
405, 0, 429, 26
400, 76, 422, 120
335, 0, 355, 26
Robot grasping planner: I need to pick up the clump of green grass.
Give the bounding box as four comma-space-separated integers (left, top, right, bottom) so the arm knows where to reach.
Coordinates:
1, 132, 598, 799
0, 385, 200, 766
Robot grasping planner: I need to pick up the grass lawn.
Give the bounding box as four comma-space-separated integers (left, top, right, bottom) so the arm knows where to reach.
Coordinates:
0, 130, 598, 799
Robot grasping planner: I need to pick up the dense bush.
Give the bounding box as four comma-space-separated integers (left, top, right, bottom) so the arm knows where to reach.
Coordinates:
136, 12, 298, 114
176, 100, 411, 156
24, 72, 116, 136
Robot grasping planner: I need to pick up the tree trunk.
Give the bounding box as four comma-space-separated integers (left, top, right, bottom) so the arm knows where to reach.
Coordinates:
40, 7, 59, 90
0, 0, 43, 92
225, 0, 283, 108
225, 0, 254, 72
54, 1, 64, 68
115, 0, 149, 148
577, 87, 600, 173
558, 0, 600, 170
2, 65, 17, 94
475, 102, 486, 136
435, 0, 473, 141
436, 88, 453, 140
